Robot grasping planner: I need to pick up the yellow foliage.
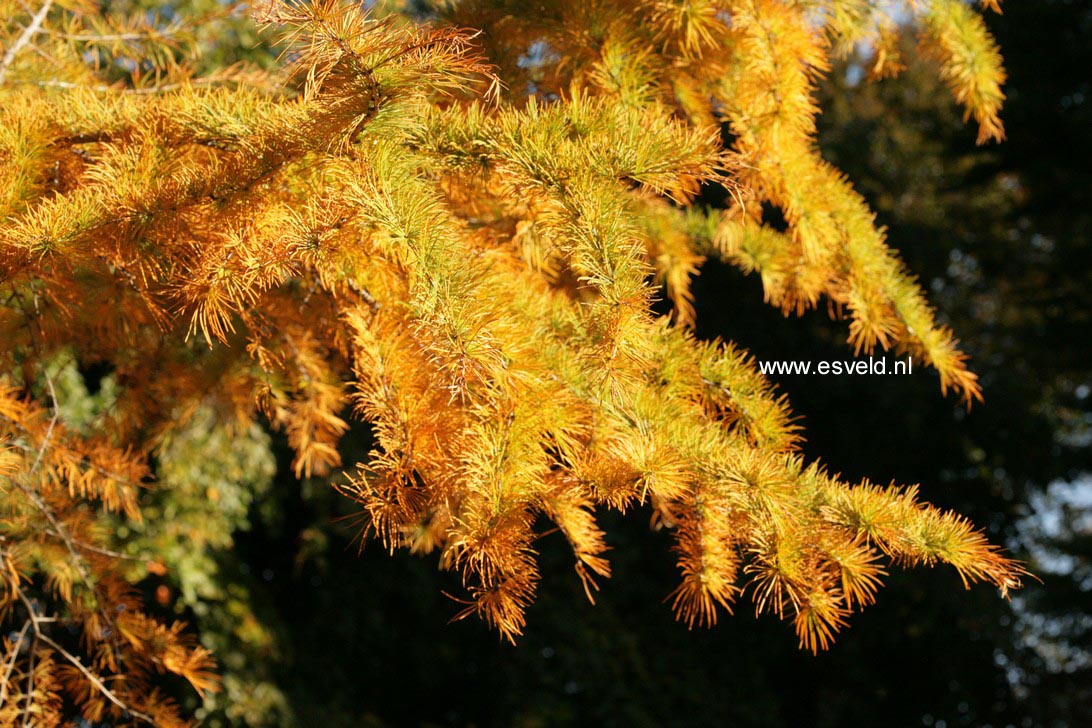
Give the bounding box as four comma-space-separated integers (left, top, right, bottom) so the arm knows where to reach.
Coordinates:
0, 0, 1022, 720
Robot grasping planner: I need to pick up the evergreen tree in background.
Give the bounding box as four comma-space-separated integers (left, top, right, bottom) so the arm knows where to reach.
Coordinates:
0, 0, 1058, 724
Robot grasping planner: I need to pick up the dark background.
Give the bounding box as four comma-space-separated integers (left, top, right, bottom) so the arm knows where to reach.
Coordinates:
216, 2, 1092, 726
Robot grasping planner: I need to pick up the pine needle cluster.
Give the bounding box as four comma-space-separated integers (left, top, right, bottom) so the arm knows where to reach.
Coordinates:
1, 0, 1021, 720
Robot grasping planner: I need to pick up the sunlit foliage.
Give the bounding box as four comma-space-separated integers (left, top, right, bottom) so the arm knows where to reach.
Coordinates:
1, 0, 1021, 721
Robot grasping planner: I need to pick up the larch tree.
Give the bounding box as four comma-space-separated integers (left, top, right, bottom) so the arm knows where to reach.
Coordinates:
0, 0, 1024, 723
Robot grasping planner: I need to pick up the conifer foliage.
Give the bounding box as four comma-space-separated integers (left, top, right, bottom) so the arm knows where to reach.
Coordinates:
1, 0, 1021, 721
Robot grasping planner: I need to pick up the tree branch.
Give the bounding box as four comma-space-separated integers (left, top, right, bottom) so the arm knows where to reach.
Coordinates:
0, 619, 31, 706
0, 0, 54, 85
6, 566, 155, 724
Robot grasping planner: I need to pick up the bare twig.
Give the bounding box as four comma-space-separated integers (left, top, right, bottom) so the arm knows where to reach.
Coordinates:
48, 28, 182, 43
2, 359, 102, 595
0, 425, 146, 493
21, 631, 36, 727
25, 365, 58, 479
11, 579, 38, 728
41, 528, 145, 561
16, 483, 97, 593
37, 633, 155, 723
0, 620, 31, 706
34, 76, 223, 94
7, 568, 154, 724
8, 361, 101, 594
0, 0, 55, 85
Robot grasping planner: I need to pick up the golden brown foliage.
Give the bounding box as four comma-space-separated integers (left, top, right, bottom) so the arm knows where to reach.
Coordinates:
0, 0, 1021, 720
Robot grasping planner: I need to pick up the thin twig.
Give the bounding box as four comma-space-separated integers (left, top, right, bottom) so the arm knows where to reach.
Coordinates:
42, 529, 145, 561
34, 76, 224, 94
3, 299, 99, 593
0, 426, 146, 494
16, 483, 97, 593
7, 570, 154, 724
0, 620, 31, 706
22, 631, 36, 727
13, 581, 38, 728
48, 29, 182, 43
25, 365, 58, 479
37, 634, 155, 723
0, 0, 55, 84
